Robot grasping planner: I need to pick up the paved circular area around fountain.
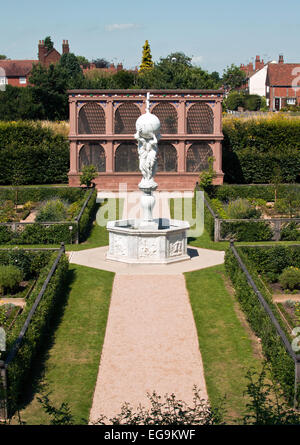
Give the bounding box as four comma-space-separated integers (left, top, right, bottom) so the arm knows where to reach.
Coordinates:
69, 246, 224, 274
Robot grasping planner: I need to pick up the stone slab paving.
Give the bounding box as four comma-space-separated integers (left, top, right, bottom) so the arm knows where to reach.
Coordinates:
69, 246, 224, 275
89, 274, 208, 423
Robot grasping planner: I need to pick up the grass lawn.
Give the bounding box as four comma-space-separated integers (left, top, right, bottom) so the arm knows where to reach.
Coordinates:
15, 264, 114, 425
185, 264, 263, 422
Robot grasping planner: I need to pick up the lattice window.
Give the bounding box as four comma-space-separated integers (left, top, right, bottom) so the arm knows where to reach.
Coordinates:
114, 103, 141, 134
78, 103, 106, 134
152, 103, 178, 134
115, 143, 139, 172
79, 143, 106, 172
187, 103, 214, 134
186, 143, 213, 172
157, 142, 177, 172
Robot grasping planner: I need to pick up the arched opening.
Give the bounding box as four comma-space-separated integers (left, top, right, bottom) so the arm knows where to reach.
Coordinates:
157, 142, 177, 172
114, 103, 141, 134
78, 103, 106, 134
152, 103, 178, 134
186, 143, 213, 172
187, 103, 214, 134
115, 142, 139, 172
79, 143, 106, 172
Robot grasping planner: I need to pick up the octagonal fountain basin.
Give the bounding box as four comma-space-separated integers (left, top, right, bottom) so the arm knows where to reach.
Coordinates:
106, 218, 190, 264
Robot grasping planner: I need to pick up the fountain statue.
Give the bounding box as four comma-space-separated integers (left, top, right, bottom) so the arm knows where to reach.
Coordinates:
106, 93, 190, 264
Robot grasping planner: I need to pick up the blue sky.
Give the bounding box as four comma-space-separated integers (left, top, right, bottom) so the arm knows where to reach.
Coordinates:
1, 0, 300, 74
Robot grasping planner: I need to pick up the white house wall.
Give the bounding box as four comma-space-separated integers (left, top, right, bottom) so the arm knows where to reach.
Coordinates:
249, 65, 268, 97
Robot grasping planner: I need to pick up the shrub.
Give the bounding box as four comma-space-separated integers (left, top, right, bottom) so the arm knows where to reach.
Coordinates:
226, 198, 261, 219
0, 265, 24, 295
279, 266, 300, 291
36, 198, 69, 222
220, 220, 273, 242
80, 165, 97, 188
280, 222, 300, 241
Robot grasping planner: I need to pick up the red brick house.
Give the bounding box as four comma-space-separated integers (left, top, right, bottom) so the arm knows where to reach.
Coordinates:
266, 55, 300, 110
0, 40, 70, 88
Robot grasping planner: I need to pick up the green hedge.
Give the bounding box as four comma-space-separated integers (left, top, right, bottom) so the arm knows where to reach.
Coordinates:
222, 118, 300, 184
225, 246, 298, 404
78, 189, 97, 242
0, 121, 69, 185
0, 186, 84, 205
206, 184, 300, 202
1, 249, 68, 414
223, 117, 300, 184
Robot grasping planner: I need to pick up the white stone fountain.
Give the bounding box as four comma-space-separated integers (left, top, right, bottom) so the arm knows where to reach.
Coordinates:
106, 93, 190, 264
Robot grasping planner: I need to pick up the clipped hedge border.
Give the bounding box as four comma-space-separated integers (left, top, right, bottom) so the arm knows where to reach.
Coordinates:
1, 248, 69, 415
225, 245, 300, 405
0, 121, 69, 185
206, 184, 300, 202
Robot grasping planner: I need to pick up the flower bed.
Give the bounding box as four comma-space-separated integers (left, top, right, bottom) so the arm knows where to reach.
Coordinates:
203, 184, 300, 242
0, 187, 97, 245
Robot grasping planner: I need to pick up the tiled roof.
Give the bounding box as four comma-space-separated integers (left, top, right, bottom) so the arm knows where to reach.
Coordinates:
268, 63, 300, 86
0, 60, 38, 77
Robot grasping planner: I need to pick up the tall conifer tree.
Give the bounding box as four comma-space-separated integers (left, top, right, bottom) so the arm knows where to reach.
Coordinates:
139, 40, 154, 72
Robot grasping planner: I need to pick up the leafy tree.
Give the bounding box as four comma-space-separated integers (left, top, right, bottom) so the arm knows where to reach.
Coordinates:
139, 40, 154, 72
111, 70, 135, 88
0, 55, 7, 60
138, 52, 219, 89
225, 91, 245, 111
59, 52, 84, 88
76, 55, 90, 68
92, 58, 109, 68
222, 64, 246, 90
29, 63, 69, 120
44, 36, 54, 52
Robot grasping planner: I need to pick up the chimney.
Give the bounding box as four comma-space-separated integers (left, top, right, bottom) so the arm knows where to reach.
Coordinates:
279, 54, 284, 64
255, 55, 261, 71
38, 40, 46, 63
62, 40, 69, 55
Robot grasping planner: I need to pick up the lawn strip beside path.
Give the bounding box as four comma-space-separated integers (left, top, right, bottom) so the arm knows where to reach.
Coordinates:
185, 264, 263, 422
16, 264, 114, 425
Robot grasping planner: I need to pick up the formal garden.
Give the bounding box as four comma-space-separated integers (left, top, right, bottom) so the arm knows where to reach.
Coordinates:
0, 106, 300, 425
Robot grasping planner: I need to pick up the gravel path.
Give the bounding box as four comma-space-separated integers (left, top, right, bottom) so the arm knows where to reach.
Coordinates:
89, 274, 208, 423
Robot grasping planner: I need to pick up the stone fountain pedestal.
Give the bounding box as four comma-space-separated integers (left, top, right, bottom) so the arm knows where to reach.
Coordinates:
106, 92, 190, 265
106, 218, 190, 264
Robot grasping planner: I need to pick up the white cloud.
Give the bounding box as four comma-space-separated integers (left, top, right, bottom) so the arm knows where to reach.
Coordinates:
192, 55, 203, 65
105, 23, 141, 32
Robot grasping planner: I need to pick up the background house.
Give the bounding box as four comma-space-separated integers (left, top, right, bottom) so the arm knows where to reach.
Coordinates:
0, 40, 70, 87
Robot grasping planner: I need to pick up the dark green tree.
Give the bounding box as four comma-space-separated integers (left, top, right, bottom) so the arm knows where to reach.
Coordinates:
76, 55, 90, 68
222, 64, 246, 90
59, 52, 84, 88
29, 63, 69, 120
44, 36, 54, 52
0, 55, 7, 60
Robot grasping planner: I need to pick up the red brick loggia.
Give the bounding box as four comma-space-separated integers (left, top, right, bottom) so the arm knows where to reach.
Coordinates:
68, 89, 224, 191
